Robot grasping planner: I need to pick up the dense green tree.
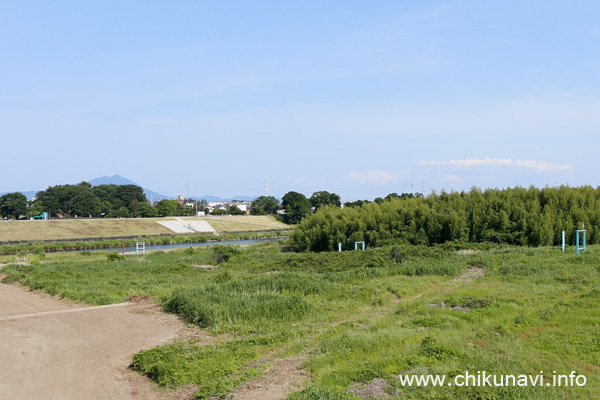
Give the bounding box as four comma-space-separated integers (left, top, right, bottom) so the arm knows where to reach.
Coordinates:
344, 199, 369, 208
156, 199, 179, 217
31, 182, 151, 218
109, 207, 130, 218
281, 191, 311, 224
133, 202, 158, 218
249, 196, 279, 215
290, 185, 600, 251
0, 192, 27, 219
72, 185, 102, 217
310, 191, 341, 210
118, 185, 147, 211
93, 184, 147, 214
28, 198, 46, 217
36, 184, 101, 217
226, 205, 245, 215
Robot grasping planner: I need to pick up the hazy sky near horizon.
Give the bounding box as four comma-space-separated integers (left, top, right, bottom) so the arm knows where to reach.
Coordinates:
1, 1, 599, 200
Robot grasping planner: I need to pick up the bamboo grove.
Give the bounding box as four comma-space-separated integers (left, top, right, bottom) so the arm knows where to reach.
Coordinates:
290, 185, 600, 251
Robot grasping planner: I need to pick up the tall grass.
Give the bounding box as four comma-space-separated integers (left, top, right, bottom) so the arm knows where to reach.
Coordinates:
164, 285, 312, 330
132, 335, 289, 399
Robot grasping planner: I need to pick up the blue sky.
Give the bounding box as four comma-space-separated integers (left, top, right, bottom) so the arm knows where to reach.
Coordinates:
1, 1, 599, 200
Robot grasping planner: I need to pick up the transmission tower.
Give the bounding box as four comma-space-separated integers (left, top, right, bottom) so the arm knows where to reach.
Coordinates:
264, 178, 268, 196
422, 180, 426, 196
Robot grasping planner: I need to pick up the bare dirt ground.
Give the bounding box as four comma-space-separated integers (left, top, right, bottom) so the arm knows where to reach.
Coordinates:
232, 356, 310, 400
0, 282, 206, 400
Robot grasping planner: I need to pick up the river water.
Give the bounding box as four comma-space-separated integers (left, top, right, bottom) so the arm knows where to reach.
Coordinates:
70, 237, 282, 254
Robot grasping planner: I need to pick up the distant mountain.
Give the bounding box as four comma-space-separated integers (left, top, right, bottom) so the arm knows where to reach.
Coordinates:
89, 176, 262, 203
190, 195, 222, 202
13, 191, 38, 200
88, 175, 138, 186
88, 175, 170, 201
2, 175, 261, 203
228, 195, 260, 201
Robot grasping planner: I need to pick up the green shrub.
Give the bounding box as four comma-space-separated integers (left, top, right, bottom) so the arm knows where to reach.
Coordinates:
32, 246, 46, 258
418, 335, 457, 361
212, 244, 241, 264
106, 251, 125, 261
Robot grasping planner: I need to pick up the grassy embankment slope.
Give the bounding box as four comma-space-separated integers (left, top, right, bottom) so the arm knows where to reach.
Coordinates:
188, 215, 290, 233
0, 215, 289, 242
2, 242, 598, 399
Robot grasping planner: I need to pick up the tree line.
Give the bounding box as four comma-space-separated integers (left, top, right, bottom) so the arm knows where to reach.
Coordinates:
290, 185, 600, 251
0, 182, 202, 219
249, 191, 341, 224
1, 182, 343, 221
34, 182, 153, 218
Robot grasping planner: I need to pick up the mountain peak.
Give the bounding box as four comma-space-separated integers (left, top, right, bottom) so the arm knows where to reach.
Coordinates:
89, 175, 137, 186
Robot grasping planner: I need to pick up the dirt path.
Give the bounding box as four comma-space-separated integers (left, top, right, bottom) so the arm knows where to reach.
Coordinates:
0, 283, 200, 400
232, 356, 310, 400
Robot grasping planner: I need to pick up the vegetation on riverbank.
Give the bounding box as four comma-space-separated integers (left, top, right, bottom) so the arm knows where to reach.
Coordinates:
0, 230, 290, 255
2, 241, 598, 399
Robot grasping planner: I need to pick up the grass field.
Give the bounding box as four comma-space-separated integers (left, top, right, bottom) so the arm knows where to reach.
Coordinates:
0, 215, 289, 242
2, 242, 598, 399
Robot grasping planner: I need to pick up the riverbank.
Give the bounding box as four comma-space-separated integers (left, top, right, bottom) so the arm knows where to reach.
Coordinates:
0, 215, 289, 242
0, 230, 291, 255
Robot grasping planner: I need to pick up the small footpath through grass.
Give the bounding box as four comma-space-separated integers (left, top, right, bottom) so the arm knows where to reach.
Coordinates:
2, 242, 599, 399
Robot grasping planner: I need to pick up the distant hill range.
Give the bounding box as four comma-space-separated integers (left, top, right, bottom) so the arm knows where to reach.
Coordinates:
88, 175, 171, 202
3, 174, 259, 203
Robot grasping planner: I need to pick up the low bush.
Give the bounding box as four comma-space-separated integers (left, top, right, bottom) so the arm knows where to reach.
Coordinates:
106, 251, 125, 261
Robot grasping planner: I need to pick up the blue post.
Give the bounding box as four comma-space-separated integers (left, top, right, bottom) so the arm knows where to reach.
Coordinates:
354, 241, 365, 250
338, 243, 342, 252
576, 230, 586, 254
562, 231, 565, 252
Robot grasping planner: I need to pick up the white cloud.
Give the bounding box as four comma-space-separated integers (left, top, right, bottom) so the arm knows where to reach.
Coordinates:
419, 158, 572, 172
513, 160, 572, 172
344, 170, 400, 184
437, 174, 463, 183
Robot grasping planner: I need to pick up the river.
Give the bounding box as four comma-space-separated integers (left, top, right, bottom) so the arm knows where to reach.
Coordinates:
67, 237, 283, 254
